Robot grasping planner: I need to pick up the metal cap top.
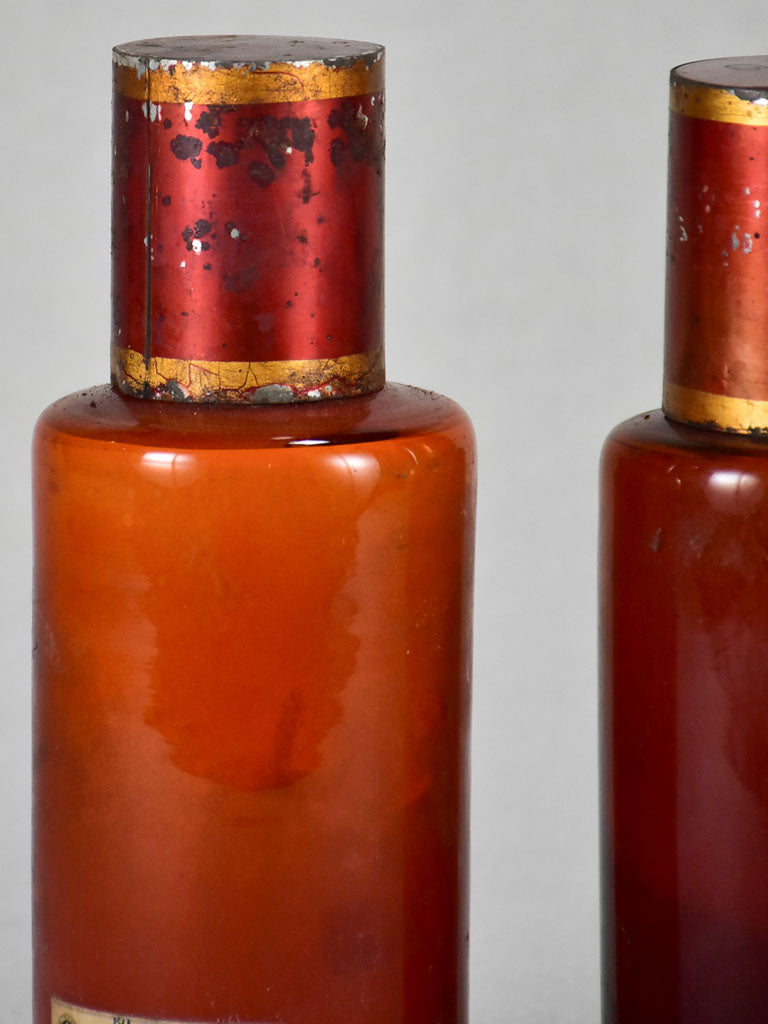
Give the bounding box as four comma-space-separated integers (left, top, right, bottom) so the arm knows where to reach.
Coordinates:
113, 35, 384, 66
672, 56, 768, 91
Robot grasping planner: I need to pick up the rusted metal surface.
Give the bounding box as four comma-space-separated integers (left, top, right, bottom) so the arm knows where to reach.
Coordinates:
112, 36, 385, 403
664, 57, 768, 433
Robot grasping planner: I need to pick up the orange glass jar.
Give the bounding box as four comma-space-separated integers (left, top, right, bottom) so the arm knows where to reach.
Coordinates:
34, 37, 475, 1024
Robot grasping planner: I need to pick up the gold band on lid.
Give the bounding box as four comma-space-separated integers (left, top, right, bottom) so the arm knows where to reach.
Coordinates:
111, 347, 385, 403
113, 59, 383, 105
670, 82, 768, 126
670, 56, 768, 125
663, 382, 768, 434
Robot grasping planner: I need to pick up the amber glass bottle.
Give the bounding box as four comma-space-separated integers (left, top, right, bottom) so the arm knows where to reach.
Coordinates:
601, 58, 768, 1023
33, 38, 475, 1024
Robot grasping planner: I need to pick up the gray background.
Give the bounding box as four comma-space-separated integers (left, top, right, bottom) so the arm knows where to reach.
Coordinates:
3, 0, 766, 1020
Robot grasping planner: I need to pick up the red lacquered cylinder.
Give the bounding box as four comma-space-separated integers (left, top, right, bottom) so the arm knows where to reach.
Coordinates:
664, 57, 768, 432
601, 56, 768, 1023
110, 36, 385, 402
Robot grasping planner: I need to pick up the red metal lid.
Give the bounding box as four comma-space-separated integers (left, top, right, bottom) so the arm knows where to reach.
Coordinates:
112, 36, 385, 403
664, 57, 768, 433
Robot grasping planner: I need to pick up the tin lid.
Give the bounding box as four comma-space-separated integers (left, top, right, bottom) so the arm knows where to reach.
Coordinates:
664, 56, 768, 433
111, 36, 385, 403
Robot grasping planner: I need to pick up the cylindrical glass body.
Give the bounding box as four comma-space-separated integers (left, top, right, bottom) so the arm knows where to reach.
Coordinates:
33, 383, 475, 1024
600, 411, 768, 1022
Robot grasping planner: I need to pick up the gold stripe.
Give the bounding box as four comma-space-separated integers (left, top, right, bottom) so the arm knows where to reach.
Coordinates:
111, 346, 384, 402
663, 381, 768, 432
113, 58, 383, 105
670, 82, 768, 126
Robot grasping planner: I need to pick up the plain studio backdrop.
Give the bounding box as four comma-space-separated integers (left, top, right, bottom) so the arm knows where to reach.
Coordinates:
3, 0, 766, 1020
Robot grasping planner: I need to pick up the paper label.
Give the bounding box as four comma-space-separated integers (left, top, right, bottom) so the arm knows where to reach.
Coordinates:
52, 998, 271, 1024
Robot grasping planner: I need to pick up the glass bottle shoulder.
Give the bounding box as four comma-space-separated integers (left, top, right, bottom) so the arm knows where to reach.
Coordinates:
35, 382, 474, 453
602, 408, 768, 506
604, 408, 768, 463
